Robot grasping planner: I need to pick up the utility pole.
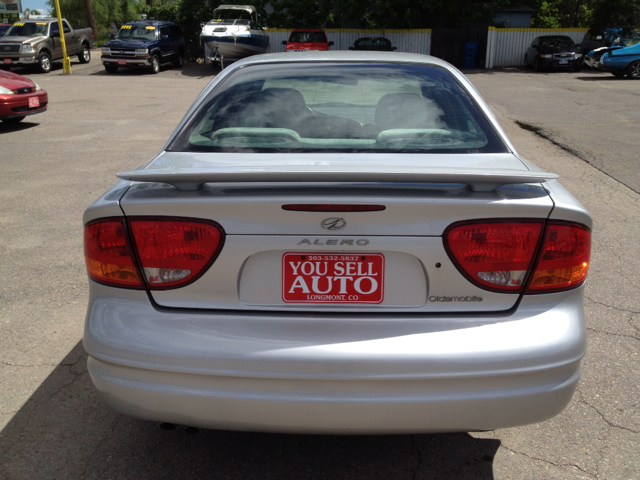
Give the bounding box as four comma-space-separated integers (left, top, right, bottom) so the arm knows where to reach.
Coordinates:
53, 0, 72, 74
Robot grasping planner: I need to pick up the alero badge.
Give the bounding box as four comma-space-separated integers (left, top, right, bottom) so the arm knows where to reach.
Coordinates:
321, 218, 346, 230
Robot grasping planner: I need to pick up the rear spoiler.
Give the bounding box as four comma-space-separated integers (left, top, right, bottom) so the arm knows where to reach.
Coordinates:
117, 166, 558, 192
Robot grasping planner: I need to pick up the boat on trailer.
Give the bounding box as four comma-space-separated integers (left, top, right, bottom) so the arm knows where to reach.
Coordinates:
201, 4, 269, 68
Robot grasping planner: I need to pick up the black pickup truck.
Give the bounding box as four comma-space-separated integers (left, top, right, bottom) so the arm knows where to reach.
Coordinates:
0, 19, 94, 73
100, 20, 185, 74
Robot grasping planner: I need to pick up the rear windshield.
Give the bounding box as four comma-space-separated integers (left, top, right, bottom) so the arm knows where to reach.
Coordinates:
4, 22, 47, 37
169, 63, 507, 154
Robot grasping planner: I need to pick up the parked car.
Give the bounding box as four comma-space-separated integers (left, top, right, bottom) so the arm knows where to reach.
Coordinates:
83, 51, 591, 434
580, 26, 640, 57
601, 42, 640, 78
524, 35, 583, 71
0, 69, 47, 123
282, 29, 333, 51
0, 18, 93, 73
101, 20, 185, 74
583, 28, 640, 70
349, 37, 396, 51
0, 23, 11, 37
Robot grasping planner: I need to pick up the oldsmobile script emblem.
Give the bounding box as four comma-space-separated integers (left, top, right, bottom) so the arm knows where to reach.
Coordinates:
321, 218, 346, 230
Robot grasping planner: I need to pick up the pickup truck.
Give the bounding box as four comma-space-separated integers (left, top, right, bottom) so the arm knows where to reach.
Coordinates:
100, 20, 185, 74
0, 19, 94, 73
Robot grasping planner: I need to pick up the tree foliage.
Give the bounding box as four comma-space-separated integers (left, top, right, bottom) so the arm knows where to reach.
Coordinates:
47, 0, 143, 32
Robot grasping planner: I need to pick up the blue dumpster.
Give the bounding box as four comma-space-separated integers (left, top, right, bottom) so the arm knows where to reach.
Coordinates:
463, 41, 478, 69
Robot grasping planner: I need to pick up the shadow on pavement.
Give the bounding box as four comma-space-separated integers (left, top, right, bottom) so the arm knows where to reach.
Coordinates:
0, 119, 42, 133
0, 341, 500, 480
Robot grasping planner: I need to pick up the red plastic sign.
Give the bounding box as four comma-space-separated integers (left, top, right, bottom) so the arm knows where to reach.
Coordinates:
282, 253, 384, 304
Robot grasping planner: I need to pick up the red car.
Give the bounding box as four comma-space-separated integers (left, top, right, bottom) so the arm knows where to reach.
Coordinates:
0, 69, 47, 123
282, 29, 333, 51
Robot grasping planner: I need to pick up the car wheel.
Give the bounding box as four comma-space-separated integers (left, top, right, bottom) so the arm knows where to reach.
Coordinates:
626, 61, 640, 79
2, 116, 25, 123
173, 51, 183, 68
38, 52, 51, 74
104, 64, 118, 74
150, 55, 160, 74
78, 43, 91, 64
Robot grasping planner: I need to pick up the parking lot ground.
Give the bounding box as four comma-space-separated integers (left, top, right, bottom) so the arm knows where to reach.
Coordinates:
0, 57, 638, 479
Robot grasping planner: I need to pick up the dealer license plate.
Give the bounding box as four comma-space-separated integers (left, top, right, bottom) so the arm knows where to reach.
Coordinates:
3, 59, 13, 64
282, 253, 385, 304
118, 59, 127, 65
28, 96, 39, 108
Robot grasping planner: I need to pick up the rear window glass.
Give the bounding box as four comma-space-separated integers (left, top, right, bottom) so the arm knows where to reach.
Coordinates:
169, 63, 507, 154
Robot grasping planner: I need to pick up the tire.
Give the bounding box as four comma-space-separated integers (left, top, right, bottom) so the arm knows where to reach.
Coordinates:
534, 57, 542, 72
626, 61, 640, 79
38, 52, 51, 74
78, 43, 91, 64
104, 64, 118, 74
173, 51, 183, 68
150, 54, 160, 74
2, 116, 25, 123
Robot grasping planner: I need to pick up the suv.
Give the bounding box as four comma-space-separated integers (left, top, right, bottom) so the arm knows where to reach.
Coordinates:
101, 20, 185, 74
282, 29, 333, 51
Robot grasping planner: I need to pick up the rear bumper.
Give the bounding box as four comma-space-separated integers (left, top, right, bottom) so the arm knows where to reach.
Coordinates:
84, 282, 586, 434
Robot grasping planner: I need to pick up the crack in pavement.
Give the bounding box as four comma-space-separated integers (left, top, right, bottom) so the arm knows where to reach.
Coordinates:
586, 326, 640, 342
586, 297, 640, 316
410, 435, 423, 480
81, 416, 120, 479
499, 444, 597, 478
515, 120, 640, 196
578, 397, 640, 435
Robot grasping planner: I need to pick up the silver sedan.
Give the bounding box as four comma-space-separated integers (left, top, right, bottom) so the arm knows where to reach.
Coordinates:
83, 51, 591, 434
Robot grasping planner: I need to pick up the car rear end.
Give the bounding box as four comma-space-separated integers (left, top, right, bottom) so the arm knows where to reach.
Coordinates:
285, 29, 330, 51
83, 52, 591, 434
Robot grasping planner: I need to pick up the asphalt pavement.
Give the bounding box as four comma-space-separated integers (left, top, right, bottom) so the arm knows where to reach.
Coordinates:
0, 55, 638, 480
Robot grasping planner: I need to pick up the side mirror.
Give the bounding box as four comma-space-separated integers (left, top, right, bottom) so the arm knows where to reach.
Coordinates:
109, 33, 115, 39
328, 41, 334, 47
282, 40, 287, 45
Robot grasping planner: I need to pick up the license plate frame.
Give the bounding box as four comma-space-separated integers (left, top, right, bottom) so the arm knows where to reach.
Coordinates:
3, 59, 13, 64
28, 96, 39, 108
282, 253, 385, 304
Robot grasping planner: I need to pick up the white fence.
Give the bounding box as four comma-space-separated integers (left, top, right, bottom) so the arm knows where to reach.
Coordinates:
265, 29, 432, 54
204, 27, 589, 69
486, 27, 587, 68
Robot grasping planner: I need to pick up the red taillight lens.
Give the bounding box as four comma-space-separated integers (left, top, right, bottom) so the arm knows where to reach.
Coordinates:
84, 219, 144, 288
444, 221, 544, 292
129, 218, 225, 289
525, 222, 591, 293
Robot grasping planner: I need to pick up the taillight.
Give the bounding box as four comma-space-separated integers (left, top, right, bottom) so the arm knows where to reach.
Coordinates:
129, 218, 225, 289
444, 219, 591, 294
525, 222, 591, 293
282, 204, 386, 212
444, 220, 544, 292
84, 219, 144, 288
84, 217, 225, 290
